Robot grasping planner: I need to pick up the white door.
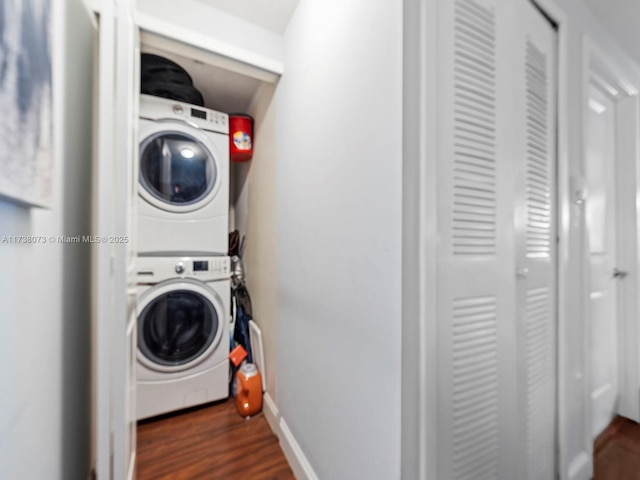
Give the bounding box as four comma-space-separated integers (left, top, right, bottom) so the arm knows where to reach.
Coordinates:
585, 83, 619, 439
513, 2, 557, 479
93, 0, 139, 478
435, 0, 556, 478
435, 1, 513, 477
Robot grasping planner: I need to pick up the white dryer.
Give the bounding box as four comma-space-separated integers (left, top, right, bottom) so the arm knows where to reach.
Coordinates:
136, 255, 231, 420
138, 94, 229, 256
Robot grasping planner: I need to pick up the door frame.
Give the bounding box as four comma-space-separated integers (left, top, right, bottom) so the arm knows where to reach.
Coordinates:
581, 37, 640, 434
92, 0, 139, 478
400, 0, 438, 477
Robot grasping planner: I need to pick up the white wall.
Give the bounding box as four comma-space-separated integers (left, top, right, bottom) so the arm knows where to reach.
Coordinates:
0, 0, 93, 478
583, 0, 640, 66
191, 0, 298, 34
275, 0, 403, 478
245, 84, 279, 402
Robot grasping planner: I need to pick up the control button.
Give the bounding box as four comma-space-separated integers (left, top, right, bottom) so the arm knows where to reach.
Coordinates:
173, 104, 184, 115
175, 261, 185, 274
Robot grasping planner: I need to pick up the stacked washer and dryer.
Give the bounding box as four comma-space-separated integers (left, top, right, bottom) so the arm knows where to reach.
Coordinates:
135, 93, 232, 420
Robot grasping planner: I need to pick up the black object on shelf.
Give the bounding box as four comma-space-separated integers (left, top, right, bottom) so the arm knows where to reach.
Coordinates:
141, 53, 205, 107
141, 82, 204, 106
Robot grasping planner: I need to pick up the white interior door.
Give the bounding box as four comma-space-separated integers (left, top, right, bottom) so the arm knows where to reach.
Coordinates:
615, 93, 640, 424
93, 0, 139, 478
435, 0, 513, 477
585, 83, 619, 439
512, 2, 557, 479
435, 0, 557, 478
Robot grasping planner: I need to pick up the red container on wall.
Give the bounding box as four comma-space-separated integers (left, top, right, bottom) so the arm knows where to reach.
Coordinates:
229, 114, 254, 162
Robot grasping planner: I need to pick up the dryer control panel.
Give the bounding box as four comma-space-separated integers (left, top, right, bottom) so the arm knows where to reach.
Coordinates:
139, 94, 229, 134
137, 255, 231, 283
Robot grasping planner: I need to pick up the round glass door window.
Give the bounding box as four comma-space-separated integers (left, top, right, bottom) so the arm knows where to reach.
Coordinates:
138, 289, 219, 367
140, 131, 217, 206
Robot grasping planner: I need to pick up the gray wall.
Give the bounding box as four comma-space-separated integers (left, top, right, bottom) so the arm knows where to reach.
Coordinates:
0, 0, 93, 478
275, 0, 403, 477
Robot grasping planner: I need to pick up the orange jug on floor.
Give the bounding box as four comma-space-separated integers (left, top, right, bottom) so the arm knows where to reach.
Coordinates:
235, 363, 263, 417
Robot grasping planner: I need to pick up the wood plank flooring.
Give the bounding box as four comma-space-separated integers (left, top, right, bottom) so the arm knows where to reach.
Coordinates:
136, 399, 294, 480
595, 415, 640, 480
138, 403, 640, 479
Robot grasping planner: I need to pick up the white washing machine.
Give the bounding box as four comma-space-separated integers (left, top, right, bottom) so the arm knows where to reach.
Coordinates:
136, 255, 231, 420
138, 94, 229, 256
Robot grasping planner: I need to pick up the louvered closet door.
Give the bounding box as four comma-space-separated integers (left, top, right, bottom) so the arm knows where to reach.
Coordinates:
512, 3, 557, 480
436, 1, 557, 479
436, 0, 517, 478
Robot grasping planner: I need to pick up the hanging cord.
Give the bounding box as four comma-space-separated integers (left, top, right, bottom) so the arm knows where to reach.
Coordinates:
230, 234, 247, 290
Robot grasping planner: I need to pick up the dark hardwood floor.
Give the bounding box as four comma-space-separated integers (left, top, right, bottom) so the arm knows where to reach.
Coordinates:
136, 399, 295, 480
137, 404, 640, 480
595, 415, 640, 480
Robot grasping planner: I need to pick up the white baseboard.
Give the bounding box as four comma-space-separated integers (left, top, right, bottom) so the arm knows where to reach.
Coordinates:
263, 392, 280, 437
127, 452, 136, 480
279, 417, 319, 480
567, 451, 592, 480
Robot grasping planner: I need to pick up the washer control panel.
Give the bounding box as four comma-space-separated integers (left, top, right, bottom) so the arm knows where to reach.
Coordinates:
137, 255, 231, 282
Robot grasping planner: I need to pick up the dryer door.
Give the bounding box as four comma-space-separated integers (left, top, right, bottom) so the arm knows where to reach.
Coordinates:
138, 279, 224, 372
139, 121, 223, 213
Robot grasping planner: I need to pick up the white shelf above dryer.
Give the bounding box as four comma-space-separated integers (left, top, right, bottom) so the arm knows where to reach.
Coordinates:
140, 31, 278, 114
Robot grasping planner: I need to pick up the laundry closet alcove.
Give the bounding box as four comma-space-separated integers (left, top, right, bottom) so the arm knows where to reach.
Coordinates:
90, 1, 283, 477
137, 31, 281, 421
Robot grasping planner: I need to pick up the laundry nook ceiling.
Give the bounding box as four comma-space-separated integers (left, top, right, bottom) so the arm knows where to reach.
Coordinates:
192, 0, 299, 33
584, 0, 640, 64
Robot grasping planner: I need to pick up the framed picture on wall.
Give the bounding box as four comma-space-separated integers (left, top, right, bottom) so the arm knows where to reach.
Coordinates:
0, 0, 53, 208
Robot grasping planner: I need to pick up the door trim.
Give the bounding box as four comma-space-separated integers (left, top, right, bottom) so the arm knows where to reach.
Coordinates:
92, 0, 139, 477
401, 0, 438, 478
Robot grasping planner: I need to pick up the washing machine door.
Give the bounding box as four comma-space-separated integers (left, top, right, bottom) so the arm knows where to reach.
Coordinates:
137, 279, 224, 373
139, 121, 222, 213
